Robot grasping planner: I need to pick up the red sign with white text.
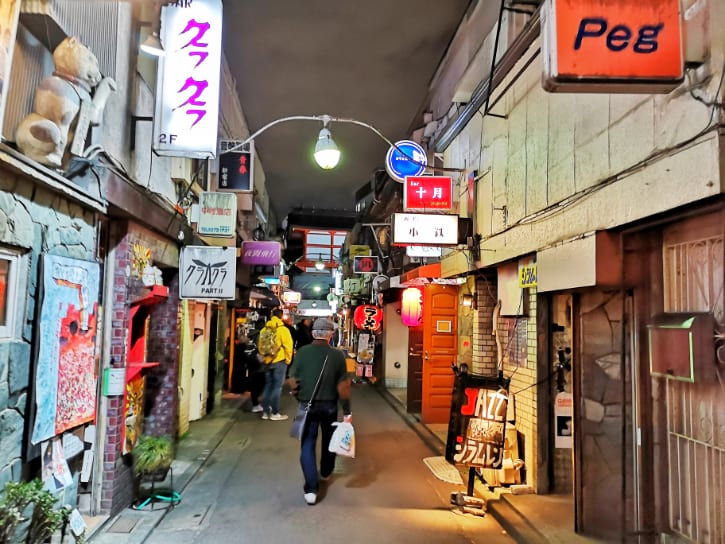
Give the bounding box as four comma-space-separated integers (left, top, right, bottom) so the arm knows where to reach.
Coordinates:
404, 176, 453, 211
543, 0, 683, 92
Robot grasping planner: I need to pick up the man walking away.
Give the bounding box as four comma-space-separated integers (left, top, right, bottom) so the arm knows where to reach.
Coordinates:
259, 308, 294, 420
288, 318, 351, 505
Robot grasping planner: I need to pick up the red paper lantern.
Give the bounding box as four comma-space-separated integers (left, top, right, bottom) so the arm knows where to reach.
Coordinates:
353, 304, 383, 331
401, 287, 423, 326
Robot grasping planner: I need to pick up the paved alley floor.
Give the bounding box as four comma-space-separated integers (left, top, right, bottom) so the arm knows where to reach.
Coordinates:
139, 384, 512, 544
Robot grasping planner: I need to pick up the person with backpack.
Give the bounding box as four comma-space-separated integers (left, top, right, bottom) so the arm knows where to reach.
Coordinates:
258, 308, 294, 420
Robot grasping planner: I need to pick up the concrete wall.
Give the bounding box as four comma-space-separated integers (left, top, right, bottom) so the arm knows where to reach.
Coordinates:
445, 29, 724, 266
383, 301, 407, 388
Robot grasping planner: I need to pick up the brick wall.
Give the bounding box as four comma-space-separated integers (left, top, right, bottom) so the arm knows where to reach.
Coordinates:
470, 272, 540, 489
102, 222, 180, 514
471, 273, 497, 377
144, 273, 181, 437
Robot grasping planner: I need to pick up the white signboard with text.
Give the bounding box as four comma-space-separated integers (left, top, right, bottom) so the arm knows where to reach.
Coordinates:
198, 192, 235, 237
406, 245, 442, 258
153, 0, 223, 158
180, 246, 236, 299
392, 213, 458, 246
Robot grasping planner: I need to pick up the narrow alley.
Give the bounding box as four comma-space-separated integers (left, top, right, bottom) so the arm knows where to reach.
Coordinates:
91, 385, 513, 544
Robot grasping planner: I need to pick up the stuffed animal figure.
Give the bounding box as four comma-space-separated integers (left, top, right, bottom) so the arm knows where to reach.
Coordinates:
15, 36, 116, 168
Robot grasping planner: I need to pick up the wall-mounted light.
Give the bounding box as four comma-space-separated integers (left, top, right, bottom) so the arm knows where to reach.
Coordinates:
315, 256, 326, 270
462, 293, 477, 309
140, 1, 165, 57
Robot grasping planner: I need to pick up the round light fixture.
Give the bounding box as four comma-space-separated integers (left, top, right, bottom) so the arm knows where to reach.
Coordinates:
140, 32, 165, 57
313, 127, 340, 169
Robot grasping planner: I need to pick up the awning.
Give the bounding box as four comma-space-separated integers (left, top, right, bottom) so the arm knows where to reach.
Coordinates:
397, 263, 441, 286
249, 286, 280, 306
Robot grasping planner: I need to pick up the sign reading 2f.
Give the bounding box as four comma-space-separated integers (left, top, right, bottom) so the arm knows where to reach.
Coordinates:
179, 246, 236, 299
153, 0, 223, 158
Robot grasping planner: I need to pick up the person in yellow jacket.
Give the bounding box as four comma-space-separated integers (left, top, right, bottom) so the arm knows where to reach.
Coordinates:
260, 308, 294, 420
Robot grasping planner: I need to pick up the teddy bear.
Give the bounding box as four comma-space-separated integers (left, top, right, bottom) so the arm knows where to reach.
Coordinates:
15, 36, 116, 168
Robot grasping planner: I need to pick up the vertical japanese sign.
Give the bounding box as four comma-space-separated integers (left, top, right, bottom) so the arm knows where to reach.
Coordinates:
0, 0, 20, 139
153, 0, 223, 158
198, 191, 236, 237
33, 255, 100, 444
179, 246, 236, 299
218, 145, 254, 191
445, 373, 509, 469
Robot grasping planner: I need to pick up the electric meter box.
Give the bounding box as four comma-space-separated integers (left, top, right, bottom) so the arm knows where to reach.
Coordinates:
648, 313, 715, 383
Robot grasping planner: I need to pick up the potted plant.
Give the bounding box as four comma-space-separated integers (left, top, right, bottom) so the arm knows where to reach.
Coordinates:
132, 435, 173, 482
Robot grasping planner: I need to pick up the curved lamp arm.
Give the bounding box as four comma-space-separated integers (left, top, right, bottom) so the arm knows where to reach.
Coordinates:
222, 114, 464, 173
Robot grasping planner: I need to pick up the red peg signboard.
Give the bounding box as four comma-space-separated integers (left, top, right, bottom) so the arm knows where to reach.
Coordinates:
353, 304, 382, 331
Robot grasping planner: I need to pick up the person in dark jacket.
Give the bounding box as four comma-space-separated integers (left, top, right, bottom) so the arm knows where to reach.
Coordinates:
287, 317, 351, 506
295, 318, 313, 348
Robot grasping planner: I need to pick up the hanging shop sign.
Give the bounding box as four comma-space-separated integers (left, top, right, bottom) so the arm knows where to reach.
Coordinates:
541, 0, 683, 93
403, 176, 453, 211
349, 245, 371, 258
353, 255, 379, 274
392, 213, 459, 246
218, 144, 254, 191
353, 305, 383, 331
281, 290, 302, 304
555, 392, 573, 448
0, 0, 20, 139
241, 241, 281, 266
400, 287, 423, 327
385, 140, 427, 182
406, 245, 442, 258
446, 373, 510, 469
179, 246, 236, 299
197, 192, 235, 237
153, 0, 223, 158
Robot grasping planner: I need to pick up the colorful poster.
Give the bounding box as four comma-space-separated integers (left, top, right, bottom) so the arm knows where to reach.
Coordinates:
122, 376, 145, 455
32, 255, 100, 444
41, 438, 73, 492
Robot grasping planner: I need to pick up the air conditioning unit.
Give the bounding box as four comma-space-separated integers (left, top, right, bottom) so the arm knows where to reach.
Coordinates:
171, 157, 194, 185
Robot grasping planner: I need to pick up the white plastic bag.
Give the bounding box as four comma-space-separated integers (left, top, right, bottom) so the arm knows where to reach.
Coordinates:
328, 421, 355, 458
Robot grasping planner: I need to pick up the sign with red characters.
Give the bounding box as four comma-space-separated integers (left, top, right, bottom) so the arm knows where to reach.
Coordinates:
403, 176, 453, 211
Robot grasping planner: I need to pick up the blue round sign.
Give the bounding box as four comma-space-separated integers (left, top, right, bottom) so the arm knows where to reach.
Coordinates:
385, 140, 427, 182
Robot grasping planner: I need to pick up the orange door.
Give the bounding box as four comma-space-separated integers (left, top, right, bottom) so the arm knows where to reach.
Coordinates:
421, 284, 458, 423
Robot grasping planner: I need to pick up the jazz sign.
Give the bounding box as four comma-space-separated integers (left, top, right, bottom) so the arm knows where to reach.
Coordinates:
446, 373, 510, 469
153, 0, 223, 158
179, 246, 236, 299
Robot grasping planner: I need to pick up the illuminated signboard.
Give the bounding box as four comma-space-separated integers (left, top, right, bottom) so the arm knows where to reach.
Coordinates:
353, 256, 379, 274
392, 213, 459, 246
218, 145, 254, 192
153, 0, 223, 157
403, 176, 453, 211
542, 0, 683, 92
241, 241, 281, 266
282, 290, 302, 304
385, 140, 427, 182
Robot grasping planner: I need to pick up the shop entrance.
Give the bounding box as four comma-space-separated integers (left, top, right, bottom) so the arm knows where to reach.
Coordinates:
421, 284, 458, 423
